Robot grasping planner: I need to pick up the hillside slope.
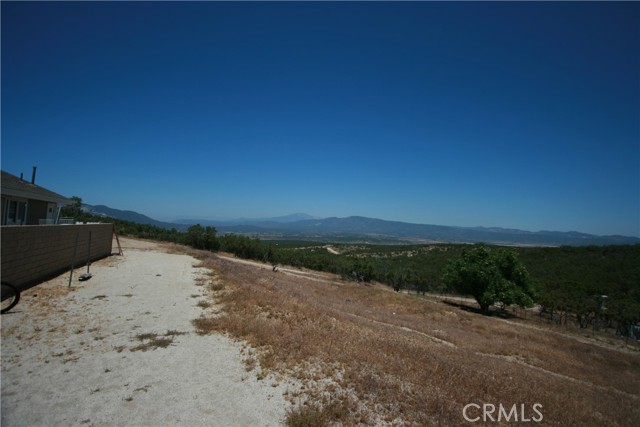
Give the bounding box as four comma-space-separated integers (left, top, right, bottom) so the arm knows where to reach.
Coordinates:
192, 250, 640, 426
83, 205, 187, 230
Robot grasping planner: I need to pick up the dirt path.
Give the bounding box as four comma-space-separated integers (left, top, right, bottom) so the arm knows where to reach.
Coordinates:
217, 253, 345, 286
1, 238, 293, 427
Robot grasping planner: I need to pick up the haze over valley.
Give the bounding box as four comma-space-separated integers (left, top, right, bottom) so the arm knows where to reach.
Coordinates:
84, 204, 640, 246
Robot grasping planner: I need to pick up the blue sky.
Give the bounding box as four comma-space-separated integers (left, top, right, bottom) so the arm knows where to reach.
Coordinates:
2, 1, 639, 237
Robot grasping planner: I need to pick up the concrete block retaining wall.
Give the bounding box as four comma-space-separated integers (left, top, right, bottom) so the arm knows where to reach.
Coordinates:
1, 223, 114, 289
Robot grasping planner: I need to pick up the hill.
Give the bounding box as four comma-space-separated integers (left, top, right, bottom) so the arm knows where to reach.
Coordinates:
218, 215, 640, 246
174, 213, 317, 227
192, 249, 640, 426
82, 204, 188, 230
83, 205, 639, 246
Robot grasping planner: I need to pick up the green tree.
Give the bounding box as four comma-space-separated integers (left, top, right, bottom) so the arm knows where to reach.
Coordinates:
389, 266, 412, 292
185, 224, 219, 251
186, 224, 205, 248
70, 196, 83, 212
607, 292, 640, 338
442, 245, 534, 314
60, 196, 95, 223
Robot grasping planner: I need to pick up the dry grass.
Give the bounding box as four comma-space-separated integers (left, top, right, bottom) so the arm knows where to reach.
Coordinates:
130, 330, 187, 352
188, 251, 640, 426
285, 397, 354, 427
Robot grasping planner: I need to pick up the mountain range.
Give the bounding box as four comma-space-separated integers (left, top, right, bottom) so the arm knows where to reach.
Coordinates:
84, 204, 639, 247
82, 204, 184, 230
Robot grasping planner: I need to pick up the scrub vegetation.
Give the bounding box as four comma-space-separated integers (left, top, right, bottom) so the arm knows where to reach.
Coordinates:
186, 247, 640, 426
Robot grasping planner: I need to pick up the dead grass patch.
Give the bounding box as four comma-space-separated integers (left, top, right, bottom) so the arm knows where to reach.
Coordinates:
285, 398, 354, 427
188, 253, 640, 427
209, 282, 224, 291
130, 330, 187, 352
192, 316, 218, 335
196, 300, 213, 309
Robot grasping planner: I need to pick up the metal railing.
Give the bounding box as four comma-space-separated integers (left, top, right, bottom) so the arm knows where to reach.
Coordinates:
38, 218, 76, 225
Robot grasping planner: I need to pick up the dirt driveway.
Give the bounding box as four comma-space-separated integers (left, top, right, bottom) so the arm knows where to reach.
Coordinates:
1, 238, 293, 427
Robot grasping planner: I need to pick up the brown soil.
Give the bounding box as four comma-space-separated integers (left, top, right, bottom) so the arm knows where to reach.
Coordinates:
190, 249, 640, 426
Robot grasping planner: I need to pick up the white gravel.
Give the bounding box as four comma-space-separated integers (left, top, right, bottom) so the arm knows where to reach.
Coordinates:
1, 238, 293, 427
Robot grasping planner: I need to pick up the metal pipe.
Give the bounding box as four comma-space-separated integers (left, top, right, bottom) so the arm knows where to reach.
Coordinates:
86, 231, 92, 274
68, 232, 79, 287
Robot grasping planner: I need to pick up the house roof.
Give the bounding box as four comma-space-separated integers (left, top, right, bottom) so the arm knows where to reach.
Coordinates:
1, 170, 73, 205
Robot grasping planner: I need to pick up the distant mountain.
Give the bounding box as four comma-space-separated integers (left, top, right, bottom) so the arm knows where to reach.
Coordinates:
216, 215, 640, 246
83, 205, 639, 246
174, 213, 318, 227
83, 205, 188, 230
265, 213, 318, 223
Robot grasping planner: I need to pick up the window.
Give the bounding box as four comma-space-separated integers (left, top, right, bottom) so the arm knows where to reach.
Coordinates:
4, 199, 27, 225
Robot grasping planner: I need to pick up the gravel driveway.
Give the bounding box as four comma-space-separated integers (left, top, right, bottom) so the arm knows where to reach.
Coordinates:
1, 238, 292, 427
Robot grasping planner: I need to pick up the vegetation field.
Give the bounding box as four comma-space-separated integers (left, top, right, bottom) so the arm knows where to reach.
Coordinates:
181, 245, 640, 426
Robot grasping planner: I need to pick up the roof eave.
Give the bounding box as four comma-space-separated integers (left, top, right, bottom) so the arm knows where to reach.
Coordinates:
1, 188, 72, 205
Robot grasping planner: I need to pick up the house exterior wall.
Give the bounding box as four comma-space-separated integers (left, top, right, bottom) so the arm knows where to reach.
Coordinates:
26, 199, 48, 225
1, 223, 114, 289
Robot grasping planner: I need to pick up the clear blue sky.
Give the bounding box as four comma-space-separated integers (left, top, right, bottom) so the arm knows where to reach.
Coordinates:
2, 1, 639, 236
